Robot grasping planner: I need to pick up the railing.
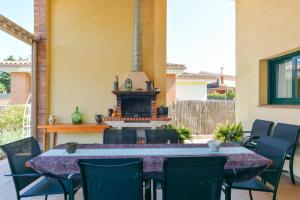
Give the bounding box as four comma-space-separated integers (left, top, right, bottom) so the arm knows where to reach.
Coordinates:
168, 100, 235, 135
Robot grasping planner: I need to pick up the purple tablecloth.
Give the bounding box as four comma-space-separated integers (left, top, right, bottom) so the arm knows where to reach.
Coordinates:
27, 143, 272, 182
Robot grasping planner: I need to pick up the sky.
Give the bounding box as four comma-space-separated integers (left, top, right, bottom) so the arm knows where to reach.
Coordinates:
168, 0, 236, 75
0, 0, 33, 61
0, 0, 235, 75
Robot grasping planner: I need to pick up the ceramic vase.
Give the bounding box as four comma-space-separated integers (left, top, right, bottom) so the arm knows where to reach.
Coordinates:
72, 106, 83, 124
48, 115, 56, 125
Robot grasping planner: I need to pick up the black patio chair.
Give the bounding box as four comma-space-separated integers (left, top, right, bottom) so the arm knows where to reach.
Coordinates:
145, 129, 179, 144
0, 137, 81, 200
271, 123, 300, 184
241, 119, 274, 149
163, 156, 228, 200
103, 128, 137, 144
145, 129, 179, 200
224, 136, 292, 200
78, 158, 143, 200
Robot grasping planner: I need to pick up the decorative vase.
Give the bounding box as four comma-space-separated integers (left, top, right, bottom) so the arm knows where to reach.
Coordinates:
108, 109, 113, 117
145, 81, 153, 91
113, 76, 119, 91
72, 106, 83, 124
125, 78, 132, 91
48, 115, 56, 125
95, 114, 103, 124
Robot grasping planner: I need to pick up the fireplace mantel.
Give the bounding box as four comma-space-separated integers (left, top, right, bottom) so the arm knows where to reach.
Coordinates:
112, 90, 160, 95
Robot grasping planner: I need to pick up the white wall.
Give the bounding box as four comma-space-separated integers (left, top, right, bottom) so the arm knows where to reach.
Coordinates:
176, 82, 207, 100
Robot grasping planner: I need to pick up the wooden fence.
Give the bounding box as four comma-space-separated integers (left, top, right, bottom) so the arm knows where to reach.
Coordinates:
168, 100, 235, 135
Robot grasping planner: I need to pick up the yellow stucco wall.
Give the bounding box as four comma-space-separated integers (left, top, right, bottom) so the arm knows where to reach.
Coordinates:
48, 0, 166, 144
236, 0, 300, 177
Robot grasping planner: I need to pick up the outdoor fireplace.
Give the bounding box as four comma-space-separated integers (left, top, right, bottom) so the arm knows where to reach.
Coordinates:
113, 90, 159, 119
104, 0, 170, 126
121, 96, 151, 118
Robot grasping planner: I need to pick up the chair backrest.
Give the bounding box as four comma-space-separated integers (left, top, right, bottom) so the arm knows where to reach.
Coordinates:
251, 119, 274, 138
103, 128, 137, 144
145, 129, 179, 144
0, 137, 41, 193
272, 123, 300, 155
78, 158, 143, 200
163, 156, 228, 200
255, 136, 291, 188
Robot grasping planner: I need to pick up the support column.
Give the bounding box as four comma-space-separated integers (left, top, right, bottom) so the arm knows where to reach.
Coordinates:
34, 0, 49, 144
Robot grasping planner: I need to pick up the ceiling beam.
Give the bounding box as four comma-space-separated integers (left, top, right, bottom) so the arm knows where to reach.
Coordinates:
0, 14, 38, 45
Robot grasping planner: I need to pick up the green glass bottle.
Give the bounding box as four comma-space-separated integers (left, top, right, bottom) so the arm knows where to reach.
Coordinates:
72, 106, 83, 124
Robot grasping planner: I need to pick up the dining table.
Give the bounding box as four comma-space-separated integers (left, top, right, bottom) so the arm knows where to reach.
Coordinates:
27, 143, 272, 200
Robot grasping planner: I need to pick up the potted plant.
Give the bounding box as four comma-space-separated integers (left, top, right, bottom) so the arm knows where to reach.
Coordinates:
157, 105, 168, 116
164, 124, 192, 144
213, 122, 243, 143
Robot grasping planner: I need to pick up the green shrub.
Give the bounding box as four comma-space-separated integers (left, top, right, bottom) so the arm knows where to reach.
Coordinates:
0, 130, 24, 158
0, 105, 25, 132
0, 105, 26, 158
208, 89, 235, 100
213, 122, 243, 143
164, 124, 193, 144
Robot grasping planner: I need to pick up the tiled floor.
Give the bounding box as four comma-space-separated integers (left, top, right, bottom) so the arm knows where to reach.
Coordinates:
0, 159, 299, 200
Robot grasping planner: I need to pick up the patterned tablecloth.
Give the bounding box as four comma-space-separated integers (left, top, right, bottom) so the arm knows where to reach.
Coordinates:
27, 143, 272, 182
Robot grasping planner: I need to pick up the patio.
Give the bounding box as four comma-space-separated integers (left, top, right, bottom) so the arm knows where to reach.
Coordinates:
1, 158, 299, 200
1, 0, 300, 199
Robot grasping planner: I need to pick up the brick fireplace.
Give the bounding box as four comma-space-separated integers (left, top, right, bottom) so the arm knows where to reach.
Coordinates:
113, 90, 159, 118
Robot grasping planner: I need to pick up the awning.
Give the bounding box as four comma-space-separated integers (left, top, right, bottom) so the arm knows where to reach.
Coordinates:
0, 14, 38, 45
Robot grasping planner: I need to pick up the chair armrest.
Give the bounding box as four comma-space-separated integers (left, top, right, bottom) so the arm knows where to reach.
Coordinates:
251, 136, 260, 140
5, 173, 44, 177
241, 135, 260, 147
242, 131, 251, 133
263, 169, 281, 173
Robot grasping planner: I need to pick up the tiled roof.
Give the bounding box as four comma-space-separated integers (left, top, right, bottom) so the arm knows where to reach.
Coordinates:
0, 60, 31, 66
166, 63, 187, 70
177, 71, 219, 79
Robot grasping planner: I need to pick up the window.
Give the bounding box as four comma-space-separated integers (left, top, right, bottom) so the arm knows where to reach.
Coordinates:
269, 52, 300, 104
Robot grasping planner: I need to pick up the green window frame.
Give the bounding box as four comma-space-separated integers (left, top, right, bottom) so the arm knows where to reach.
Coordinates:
268, 51, 300, 104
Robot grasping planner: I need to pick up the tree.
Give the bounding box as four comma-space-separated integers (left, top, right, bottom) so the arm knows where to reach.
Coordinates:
0, 72, 11, 93
3, 55, 29, 61
4, 55, 16, 61
0, 83, 6, 93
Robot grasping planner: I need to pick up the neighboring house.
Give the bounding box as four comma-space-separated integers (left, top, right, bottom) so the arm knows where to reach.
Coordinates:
176, 71, 219, 101
166, 63, 235, 104
0, 61, 31, 105
207, 74, 235, 94
166, 63, 186, 105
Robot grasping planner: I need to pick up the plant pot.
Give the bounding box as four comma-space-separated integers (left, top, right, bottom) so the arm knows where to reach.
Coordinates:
157, 107, 164, 116
65, 142, 78, 154
157, 106, 168, 116
95, 114, 103, 124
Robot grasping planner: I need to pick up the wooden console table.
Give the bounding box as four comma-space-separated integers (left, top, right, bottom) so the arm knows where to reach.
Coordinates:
38, 123, 111, 151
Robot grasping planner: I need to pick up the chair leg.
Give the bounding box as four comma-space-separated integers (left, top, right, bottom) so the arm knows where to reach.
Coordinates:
45, 195, 48, 200
272, 193, 277, 200
249, 190, 253, 200
289, 157, 296, 184
153, 180, 157, 200
225, 185, 231, 200
145, 180, 152, 200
